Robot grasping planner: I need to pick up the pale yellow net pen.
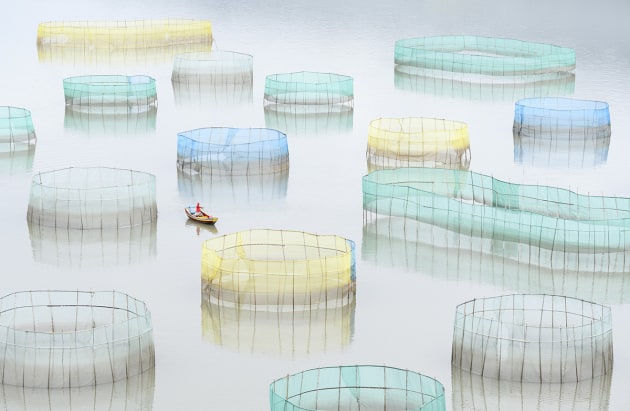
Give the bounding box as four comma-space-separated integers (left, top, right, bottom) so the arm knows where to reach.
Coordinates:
367, 117, 471, 170
201, 229, 356, 308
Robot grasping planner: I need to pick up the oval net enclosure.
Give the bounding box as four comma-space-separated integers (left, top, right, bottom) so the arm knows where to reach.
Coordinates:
395, 36, 575, 76
0, 106, 36, 148
0, 290, 154, 388
37, 19, 212, 48
27, 166, 157, 229
362, 167, 630, 252
63, 75, 157, 113
270, 365, 445, 411
264, 71, 354, 106
452, 294, 613, 382
171, 50, 253, 84
201, 229, 356, 309
177, 127, 289, 176
367, 117, 470, 170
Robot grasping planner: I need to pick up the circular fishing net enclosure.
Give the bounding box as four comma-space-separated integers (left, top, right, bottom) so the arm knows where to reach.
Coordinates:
37, 19, 212, 64
270, 365, 445, 411
264, 71, 354, 106
27, 166, 157, 230
452, 294, 613, 382
0, 106, 36, 149
177, 127, 289, 176
64, 75, 157, 113
0, 290, 154, 388
201, 229, 356, 308
513, 97, 611, 138
367, 117, 470, 170
201, 293, 355, 356
451, 366, 612, 411
362, 167, 630, 252
395, 36, 576, 75
171, 50, 253, 85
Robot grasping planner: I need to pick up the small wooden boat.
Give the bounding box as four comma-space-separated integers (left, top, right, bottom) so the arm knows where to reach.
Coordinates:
185, 206, 218, 224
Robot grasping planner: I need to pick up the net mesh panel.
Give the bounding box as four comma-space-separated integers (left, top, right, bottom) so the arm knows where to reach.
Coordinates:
0, 290, 154, 388
362, 167, 630, 252
513, 97, 611, 168
171, 50, 253, 84
362, 217, 630, 304
264, 71, 354, 106
64, 75, 157, 113
451, 365, 612, 411
177, 127, 289, 176
451, 294, 613, 383
0, 107, 36, 148
269, 365, 445, 411
201, 292, 355, 356
394, 68, 576, 102
172, 51, 253, 106
395, 36, 576, 76
37, 19, 213, 65
27, 166, 157, 230
201, 229, 356, 308
367, 117, 471, 171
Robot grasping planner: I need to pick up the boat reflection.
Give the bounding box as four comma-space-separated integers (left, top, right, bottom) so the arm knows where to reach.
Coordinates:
201, 292, 355, 357
451, 366, 611, 411
0, 368, 154, 411
362, 216, 630, 304
28, 220, 157, 268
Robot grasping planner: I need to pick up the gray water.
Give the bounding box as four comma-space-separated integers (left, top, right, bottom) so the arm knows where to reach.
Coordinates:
1, 0, 630, 409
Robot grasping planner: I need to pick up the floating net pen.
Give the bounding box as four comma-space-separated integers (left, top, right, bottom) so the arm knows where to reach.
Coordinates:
452, 294, 613, 383
362, 167, 630, 252
63, 75, 157, 114
0, 368, 155, 411
514, 97, 611, 139
395, 36, 576, 76
394, 68, 576, 102
362, 217, 630, 304
264, 71, 354, 106
177, 127, 289, 176
171, 50, 252, 85
201, 229, 356, 309
201, 292, 355, 356
0, 107, 36, 149
0, 290, 154, 388
270, 365, 445, 411
367, 117, 470, 171
451, 365, 611, 411
27, 166, 157, 230
37, 19, 212, 64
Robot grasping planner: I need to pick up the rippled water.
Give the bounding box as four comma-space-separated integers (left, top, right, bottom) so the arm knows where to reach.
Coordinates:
1, 0, 630, 409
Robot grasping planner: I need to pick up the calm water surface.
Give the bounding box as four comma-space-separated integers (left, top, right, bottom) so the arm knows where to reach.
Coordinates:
1, 0, 630, 410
